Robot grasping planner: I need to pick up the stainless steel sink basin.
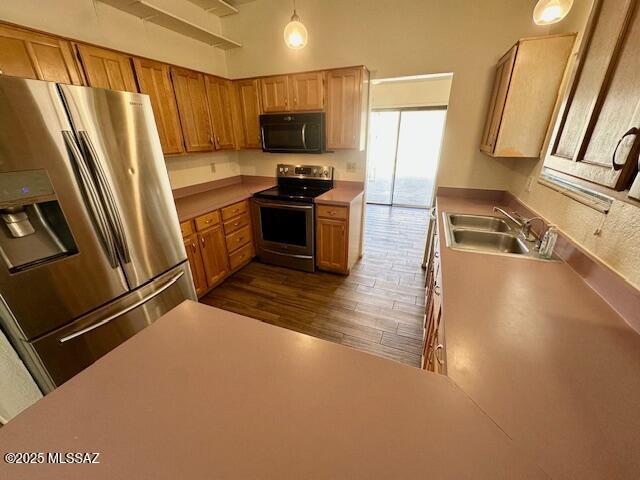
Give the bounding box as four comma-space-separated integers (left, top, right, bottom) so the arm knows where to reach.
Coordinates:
451, 230, 529, 254
448, 214, 512, 233
442, 212, 559, 261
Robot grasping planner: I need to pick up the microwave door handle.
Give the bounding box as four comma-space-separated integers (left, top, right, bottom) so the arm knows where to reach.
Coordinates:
301, 123, 307, 149
62, 131, 119, 268
78, 131, 131, 264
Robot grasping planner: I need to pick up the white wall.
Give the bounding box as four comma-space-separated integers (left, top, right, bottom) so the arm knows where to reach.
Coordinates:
0, 0, 240, 190
222, 0, 546, 189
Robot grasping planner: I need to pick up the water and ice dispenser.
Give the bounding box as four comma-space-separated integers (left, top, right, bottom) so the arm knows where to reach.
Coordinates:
0, 170, 77, 273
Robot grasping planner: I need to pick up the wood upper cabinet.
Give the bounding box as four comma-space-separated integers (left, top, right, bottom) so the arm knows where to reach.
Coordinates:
198, 224, 230, 288
132, 58, 184, 155
171, 66, 213, 153
544, 0, 640, 190
76, 44, 138, 92
0, 24, 82, 84
184, 234, 208, 297
289, 71, 324, 111
235, 78, 262, 149
316, 217, 347, 273
326, 67, 368, 150
260, 75, 290, 112
205, 75, 236, 150
480, 34, 575, 158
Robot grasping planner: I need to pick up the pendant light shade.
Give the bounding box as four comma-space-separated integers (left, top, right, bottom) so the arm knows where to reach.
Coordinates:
533, 0, 574, 25
284, 1, 308, 49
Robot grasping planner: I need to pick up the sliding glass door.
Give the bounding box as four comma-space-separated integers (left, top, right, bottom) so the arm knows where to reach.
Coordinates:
366, 108, 447, 208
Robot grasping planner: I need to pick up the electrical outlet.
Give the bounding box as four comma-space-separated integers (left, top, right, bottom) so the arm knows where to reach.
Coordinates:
210, 162, 216, 173
346, 161, 357, 173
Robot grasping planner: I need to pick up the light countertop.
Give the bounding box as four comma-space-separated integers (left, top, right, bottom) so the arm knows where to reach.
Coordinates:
436, 194, 640, 480
0, 300, 545, 479
315, 183, 364, 206
174, 178, 275, 222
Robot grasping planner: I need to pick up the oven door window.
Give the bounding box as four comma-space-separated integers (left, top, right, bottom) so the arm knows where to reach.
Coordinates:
260, 206, 307, 246
263, 124, 305, 150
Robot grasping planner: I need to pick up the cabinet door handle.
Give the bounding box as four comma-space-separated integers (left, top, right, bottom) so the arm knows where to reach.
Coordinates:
612, 127, 639, 171
434, 285, 441, 296
434, 251, 439, 258
435, 344, 445, 365
191, 243, 197, 253
201, 237, 206, 248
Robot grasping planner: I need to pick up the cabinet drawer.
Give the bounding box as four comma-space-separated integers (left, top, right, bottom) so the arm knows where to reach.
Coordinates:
223, 212, 250, 235
195, 210, 220, 231
229, 243, 253, 270
317, 204, 347, 220
225, 225, 252, 253
180, 220, 195, 238
221, 200, 247, 220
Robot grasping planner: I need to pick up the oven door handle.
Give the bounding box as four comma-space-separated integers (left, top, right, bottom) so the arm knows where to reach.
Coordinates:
253, 199, 314, 210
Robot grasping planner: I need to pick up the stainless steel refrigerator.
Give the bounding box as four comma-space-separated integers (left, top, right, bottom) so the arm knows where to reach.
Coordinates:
0, 76, 196, 392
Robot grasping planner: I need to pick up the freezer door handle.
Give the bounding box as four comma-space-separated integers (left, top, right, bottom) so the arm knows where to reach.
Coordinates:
62, 131, 119, 268
78, 131, 131, 264
59, 270, 184, 344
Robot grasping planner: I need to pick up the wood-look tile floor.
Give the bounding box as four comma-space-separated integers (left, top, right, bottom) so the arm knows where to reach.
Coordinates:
201, 204, 429, 367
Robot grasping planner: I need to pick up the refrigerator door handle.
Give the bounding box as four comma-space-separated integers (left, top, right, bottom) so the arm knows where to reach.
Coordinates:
58, 270, 185, 344
62, 131, 119, 268
78, 131, 131, 264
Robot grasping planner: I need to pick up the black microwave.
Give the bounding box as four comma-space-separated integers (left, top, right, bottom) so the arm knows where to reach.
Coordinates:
260, 112, 326, 154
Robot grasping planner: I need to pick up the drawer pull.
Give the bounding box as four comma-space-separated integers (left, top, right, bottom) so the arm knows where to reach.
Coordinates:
434, 251, 439, 258
237, 237, 243, 243
205, 219, 212, 224
233, 221, 240, 226
434, 285, 441, 296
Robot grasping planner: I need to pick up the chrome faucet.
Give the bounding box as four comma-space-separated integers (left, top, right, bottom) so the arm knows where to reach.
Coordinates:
493, 207, 547, 244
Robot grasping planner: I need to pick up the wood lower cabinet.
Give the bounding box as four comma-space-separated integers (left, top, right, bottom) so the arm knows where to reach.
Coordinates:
0, 24, 82, 85
222, 200, 254, 272
316, 195, 364, 275
422, 217, 445, 374
171, 66, 213, 153
316, 217, 347, 273
133, 58, 184, 155
326, 67, 369, 150
260, 75, 290, 112
235, 78, 262, 148
198, 224, 230, 288
480, 34, 575, 158
205, 75, 236, 150
180, 200, 255, 298
544, 0, 640, 191
76, 44, 138, 92
183, 232, 208, 296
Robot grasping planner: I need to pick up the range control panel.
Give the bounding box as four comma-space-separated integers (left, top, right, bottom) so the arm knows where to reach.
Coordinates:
277, 164, 334, 180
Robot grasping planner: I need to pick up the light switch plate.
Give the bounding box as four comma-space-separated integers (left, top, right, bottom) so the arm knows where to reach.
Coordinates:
210, 162, 216, 173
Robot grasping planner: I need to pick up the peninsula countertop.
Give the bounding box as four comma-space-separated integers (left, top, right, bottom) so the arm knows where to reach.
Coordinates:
436, 193, 640, 480
0, 301, 545, 480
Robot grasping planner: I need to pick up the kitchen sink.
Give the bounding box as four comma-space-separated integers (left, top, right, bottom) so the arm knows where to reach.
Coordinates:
451, 230, 529, 254
447, 214, 512, 233
443, 212, 559, 261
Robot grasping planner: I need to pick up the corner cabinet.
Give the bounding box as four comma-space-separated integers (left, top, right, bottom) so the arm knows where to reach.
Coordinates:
315, 195, 364, 275
171, 66, 214, 153
544, 0, 640, 193
480, 34, 575, 158
75, 44, 138, 92
0, 24, 83, 85
133, 58, 185, 155
234, 78, 262, 149
326, 67, 369, 150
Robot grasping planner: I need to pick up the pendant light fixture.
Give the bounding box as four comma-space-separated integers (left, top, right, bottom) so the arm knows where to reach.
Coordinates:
533, 0, 574, 25
284, 0, 308, 49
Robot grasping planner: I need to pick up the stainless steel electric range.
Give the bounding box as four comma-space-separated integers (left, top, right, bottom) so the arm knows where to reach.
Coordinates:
252, 164, 334, 272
